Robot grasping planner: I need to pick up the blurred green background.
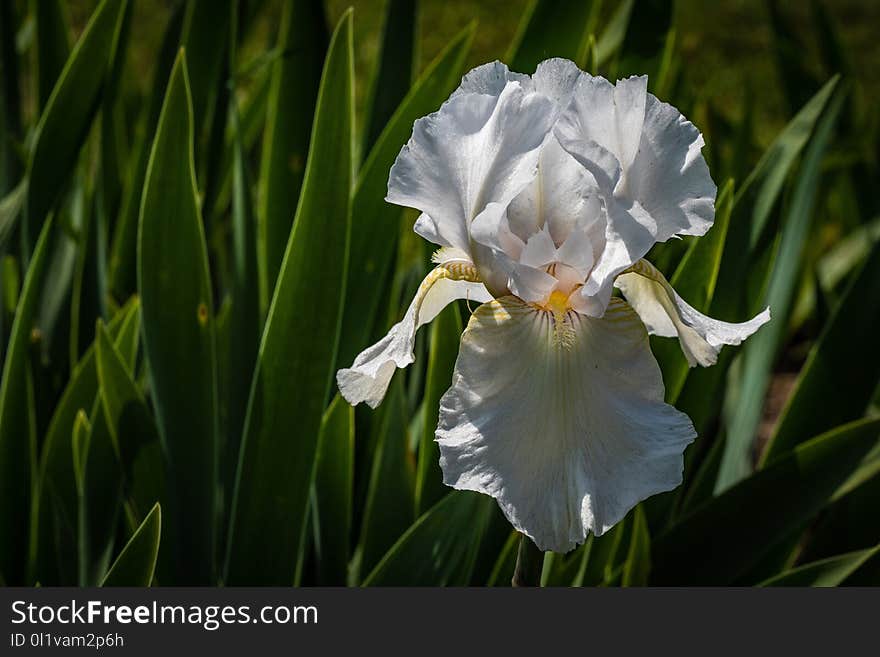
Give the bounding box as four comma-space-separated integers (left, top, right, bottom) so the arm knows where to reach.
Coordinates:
1, 0, 878, 587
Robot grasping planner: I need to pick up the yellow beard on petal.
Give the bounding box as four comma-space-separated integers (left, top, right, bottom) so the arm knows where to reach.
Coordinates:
535, 290, 577, 350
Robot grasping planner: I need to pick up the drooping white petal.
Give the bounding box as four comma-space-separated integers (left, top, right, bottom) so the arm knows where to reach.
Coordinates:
615, 259, 771, 367
437, 296, 696, 553
387, 80, 557, 256
337, 265, 491, 409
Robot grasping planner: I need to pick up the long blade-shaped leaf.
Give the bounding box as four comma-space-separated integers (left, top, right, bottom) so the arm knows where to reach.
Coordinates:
761, 239, 880, 465
652, 418, 880, 585
363, 491, 492, 586
507, 0, 599, 75
676, 78, 842, 437
356, 380, 414, 581
30, 299, 138, 584
225, 10, 354, 585
0, 215, 53, 584
23, 0, 128, 253
360, 0, 416, 156
312, 395, 354, 585
33, 0, 71, 110
257, 0, 327, 312
758, 545, 880, 587
101, 503, 161, 587
0, 0, 23, 193
138, 51, 219, 584
718, 80, 847, 491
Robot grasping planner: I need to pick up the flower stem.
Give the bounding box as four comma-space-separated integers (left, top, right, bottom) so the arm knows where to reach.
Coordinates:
512, 534, 544, 587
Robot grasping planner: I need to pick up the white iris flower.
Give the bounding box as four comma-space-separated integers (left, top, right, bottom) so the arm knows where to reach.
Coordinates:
337, 59, 770, 553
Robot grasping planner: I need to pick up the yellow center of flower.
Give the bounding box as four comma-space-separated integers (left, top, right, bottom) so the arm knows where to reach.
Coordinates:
543, 289, 572, 314
535, 290, 576, 349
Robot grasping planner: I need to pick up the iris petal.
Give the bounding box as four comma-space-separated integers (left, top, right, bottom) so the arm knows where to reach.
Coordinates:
437, 296, 696, 553
337, 265, 491, 408
616, 259, 771, 367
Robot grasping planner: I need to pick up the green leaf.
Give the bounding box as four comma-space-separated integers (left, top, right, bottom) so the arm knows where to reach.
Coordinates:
486, 531, 519, 586
718, 79, 847, 491
257, 0, 327, 312
761, 239, 880, 465
621, 506, 651, 586
651, 417, 880, 585
0, 0, 23, 193
95, 321, 157, 470
336, 22, 474, 369
613, 0, 674, 81
767, 0, 819, 116
35, 168, 86, 361
101, 503, 161, 587
75, 315, 143, 589
107, 3, 184, 304
179, 0, 232, 139
713, 77, 840, 312
226, 88, 260, 479
0, 214, 53, 584
791, 216, 880, 329
32, 0, 71, 110
23, 0, 128, 253
312, 395, 354, 585
138, 51, 219, 584
78, 393, 122, 585
0, 178, 25, 252
677, 79, 842, 440
414, 303, 461, 515
363, 491, 493, 586
759, 545, 880, 587
360, 0, 416, 156
595, 0, 633, 67
71, 410, 90, 496
542, 536, 592, 586
356, 380, 415, 581
71, 409, 90, 584
507, 0, 600, 73
225, 10, 354, 585
30, 298, 138, 584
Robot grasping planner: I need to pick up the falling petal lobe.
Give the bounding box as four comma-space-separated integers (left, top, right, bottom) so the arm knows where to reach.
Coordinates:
616, 259, 771, 367
437, 297, 696, 553
337, 265, 491, 408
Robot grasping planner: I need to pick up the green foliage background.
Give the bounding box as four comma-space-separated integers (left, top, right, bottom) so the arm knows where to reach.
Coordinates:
0, 0, 878, 586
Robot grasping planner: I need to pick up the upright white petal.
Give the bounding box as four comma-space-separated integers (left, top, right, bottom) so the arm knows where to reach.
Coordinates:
530, 57, 583, 106
556, 75, 716, 316
616, 259, 771, 367
451, 60, 530, 98
554, 75, 648, 192
337, 265, 491, 409
386, 80, 557, 260
437, 296, 696, 553
452, 58, 583, 107
506, 137, 605, 251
